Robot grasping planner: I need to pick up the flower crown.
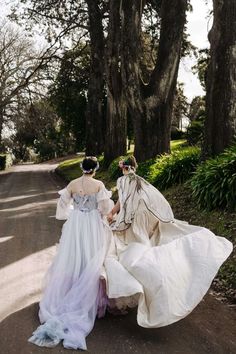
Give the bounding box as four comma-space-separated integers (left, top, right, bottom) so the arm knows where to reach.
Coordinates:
80, 158, 99, 174
119, 159, 135, 170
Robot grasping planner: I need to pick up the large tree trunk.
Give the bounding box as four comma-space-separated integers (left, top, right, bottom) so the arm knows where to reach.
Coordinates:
0, 111, 3, 150
121, 0, 187, 162
85, 0, 105, 156
104, 0, 127, 165
204, 0, 236, 157
0, 92, 4, 151
104, 90, 127, 165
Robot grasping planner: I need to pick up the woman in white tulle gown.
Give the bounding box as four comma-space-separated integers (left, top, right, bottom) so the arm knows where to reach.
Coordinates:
105, 156, 233, 328
29, 157, 114, 350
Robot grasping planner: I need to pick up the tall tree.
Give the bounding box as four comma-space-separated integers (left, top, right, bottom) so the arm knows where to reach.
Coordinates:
13, 99, 69, 160
104, 0, 127, 165
85, 0, 105, 156
192, 48, 209, 92
189, 96, 205, 122
204, 0, 236, 157
0, 21, 51, 150
171, 83, 189, 132
15, 0, 106, 156
120, 0, 188, 161
50, 45, 89, 152
10, 0, 192, 163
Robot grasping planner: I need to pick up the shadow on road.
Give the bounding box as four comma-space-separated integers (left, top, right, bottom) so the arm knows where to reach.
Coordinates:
0, 165, 64, 322
0, 168, 64, 269
0, 298, 235, 354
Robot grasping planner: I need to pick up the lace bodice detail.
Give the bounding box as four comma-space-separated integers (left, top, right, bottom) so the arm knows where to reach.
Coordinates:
73, 193, 98, 212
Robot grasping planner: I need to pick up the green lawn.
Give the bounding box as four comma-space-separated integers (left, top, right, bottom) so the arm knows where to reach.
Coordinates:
170, 139, 186, 151
56, 157, 84, 182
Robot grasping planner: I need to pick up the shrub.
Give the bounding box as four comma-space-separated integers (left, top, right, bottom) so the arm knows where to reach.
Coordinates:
56, 158, 82, 182
0, 154, 13, 170
170, 139, 187, 151
0, 155, 6, 170
150, 147, 201, 190
186, 116, 205, 146
108, 155, 156, 181
108, 156, 126, 180
136, 159, 156, 180
171, 129, 186, 140
191, 145, 236, 211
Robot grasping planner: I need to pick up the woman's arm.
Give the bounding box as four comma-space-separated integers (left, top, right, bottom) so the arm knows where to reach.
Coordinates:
112, 200, 120, 214
107, 200, 120, 223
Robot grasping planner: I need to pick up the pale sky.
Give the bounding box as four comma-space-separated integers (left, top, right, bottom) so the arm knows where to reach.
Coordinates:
1, 0, 213, 101
179, 0, 212, 100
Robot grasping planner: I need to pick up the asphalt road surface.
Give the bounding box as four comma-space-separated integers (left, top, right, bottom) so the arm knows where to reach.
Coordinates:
0, 163, 235, 354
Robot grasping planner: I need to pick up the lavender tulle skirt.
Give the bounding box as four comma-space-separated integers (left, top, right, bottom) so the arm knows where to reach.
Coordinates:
28, 209, 109, 350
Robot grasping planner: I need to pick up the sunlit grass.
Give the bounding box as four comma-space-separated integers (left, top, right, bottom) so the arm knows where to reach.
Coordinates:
56, 157, 83, 182
126, 140, 186, 154
170, 139, 186, 151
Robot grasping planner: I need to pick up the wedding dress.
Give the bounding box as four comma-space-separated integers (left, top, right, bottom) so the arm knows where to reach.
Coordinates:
29, 186, 114, 350
104, 173, 233, 328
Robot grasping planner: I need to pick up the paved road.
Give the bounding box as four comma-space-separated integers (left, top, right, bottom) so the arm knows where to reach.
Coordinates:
0, 164, 235, 354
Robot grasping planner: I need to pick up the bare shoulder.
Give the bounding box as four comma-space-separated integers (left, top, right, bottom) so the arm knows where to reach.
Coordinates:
94, 179, 105, 190
67, 178, 81, 192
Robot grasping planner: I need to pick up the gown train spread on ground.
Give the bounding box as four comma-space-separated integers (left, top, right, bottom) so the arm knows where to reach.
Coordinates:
105, 174, 232, 327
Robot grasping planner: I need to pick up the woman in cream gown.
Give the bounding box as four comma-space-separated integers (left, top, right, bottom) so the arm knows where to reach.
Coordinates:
105, 156, 233, 328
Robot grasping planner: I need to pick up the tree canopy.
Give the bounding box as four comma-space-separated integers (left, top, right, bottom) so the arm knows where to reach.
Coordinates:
0, 0, 235, 163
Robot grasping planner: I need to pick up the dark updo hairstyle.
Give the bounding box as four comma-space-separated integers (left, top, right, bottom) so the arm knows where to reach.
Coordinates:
81, 156, 99, 174
123, 155, 138, 171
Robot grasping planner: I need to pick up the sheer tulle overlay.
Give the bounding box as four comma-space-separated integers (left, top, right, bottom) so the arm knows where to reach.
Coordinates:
29, 187, 114, 350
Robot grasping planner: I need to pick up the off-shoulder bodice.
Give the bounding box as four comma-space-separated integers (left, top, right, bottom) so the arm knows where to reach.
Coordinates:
56, 186, 113, 220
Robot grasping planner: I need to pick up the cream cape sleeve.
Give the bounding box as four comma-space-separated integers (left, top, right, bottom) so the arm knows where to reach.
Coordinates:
114, 174, 174, 231
56, 188, 73, 220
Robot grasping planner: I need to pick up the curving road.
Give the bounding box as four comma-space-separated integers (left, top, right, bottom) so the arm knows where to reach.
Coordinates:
0, 163, 235, 354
